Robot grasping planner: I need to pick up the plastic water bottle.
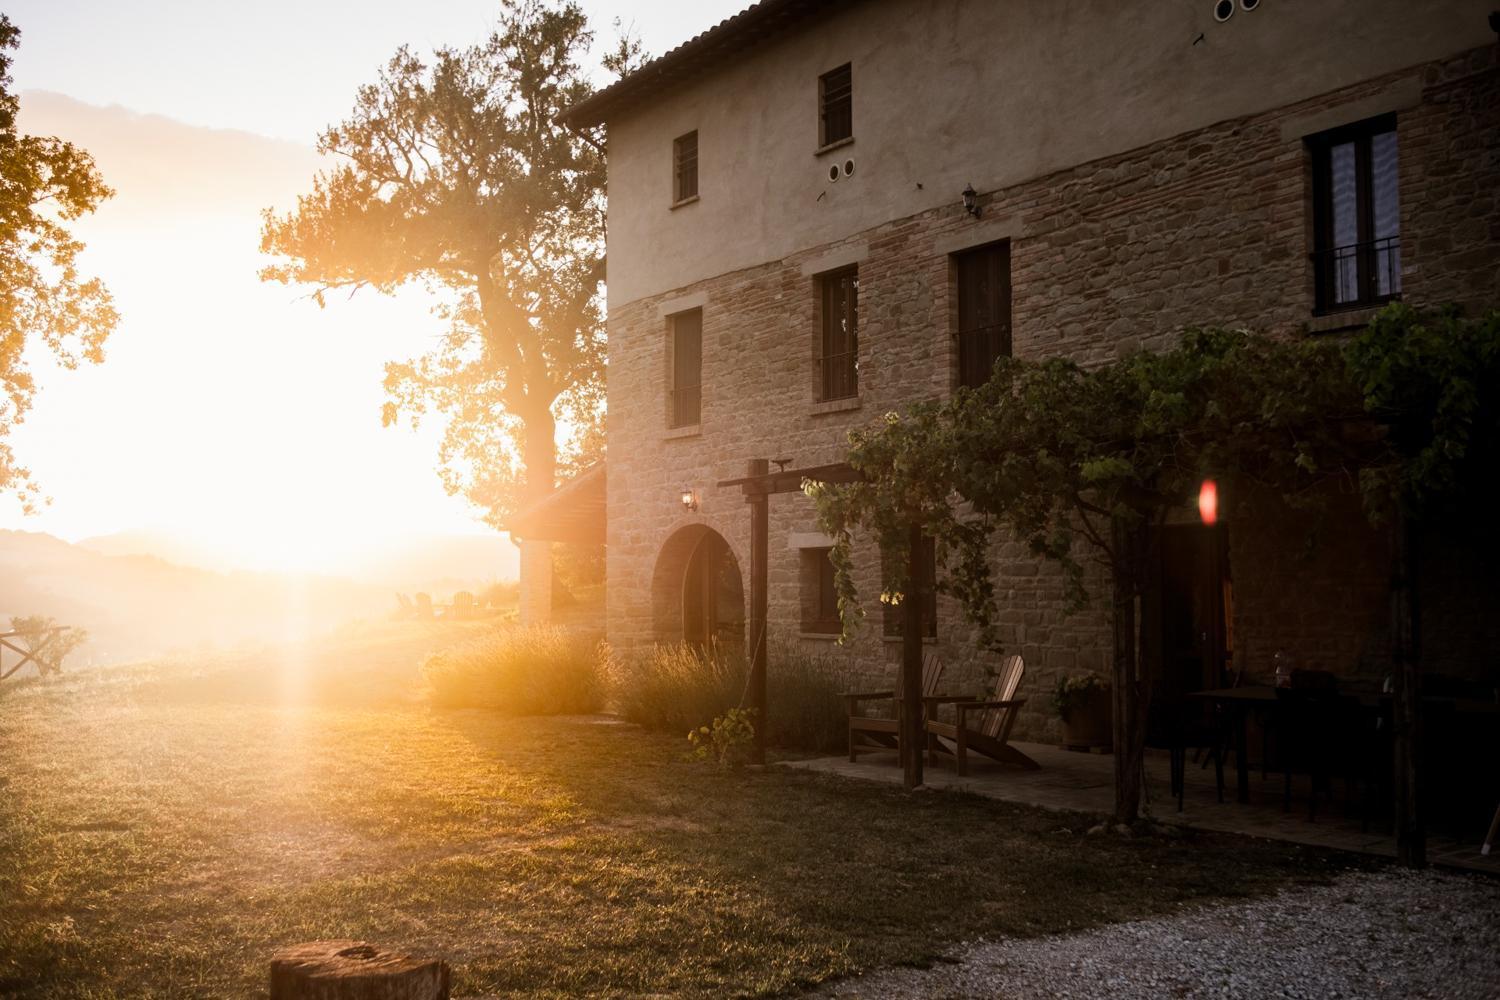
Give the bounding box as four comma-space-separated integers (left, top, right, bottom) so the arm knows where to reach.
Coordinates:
1273, 650, 1294, 689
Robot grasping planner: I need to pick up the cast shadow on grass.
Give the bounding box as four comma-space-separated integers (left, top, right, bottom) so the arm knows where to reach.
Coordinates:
429, 710, 1366, 997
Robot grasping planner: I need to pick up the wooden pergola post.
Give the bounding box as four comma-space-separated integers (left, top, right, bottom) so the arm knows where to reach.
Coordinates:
1391, 515, 1425, 867
717, 459, 864, 771
746, 458, 770, 767
901, 520, 926, 789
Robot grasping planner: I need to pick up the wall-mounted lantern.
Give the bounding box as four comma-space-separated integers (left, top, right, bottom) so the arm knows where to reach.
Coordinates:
680, 487, 699, 513
962, 183, 981, 219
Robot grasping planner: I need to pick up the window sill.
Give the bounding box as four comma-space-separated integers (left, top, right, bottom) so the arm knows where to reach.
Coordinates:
814, 136, 854, 157
1305, 304, 1390, 336
799, 630, 843, 642
669, 195, 700, 211
811, 396, 861, 416
664, 423, 701, 440
882, 635, 938, 645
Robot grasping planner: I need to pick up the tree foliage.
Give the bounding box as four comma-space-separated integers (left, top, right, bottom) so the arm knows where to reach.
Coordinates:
808, 328, 1360, 650
809, 304, 1499, 821
260, 1, 623, 524
0, 16, 117, 510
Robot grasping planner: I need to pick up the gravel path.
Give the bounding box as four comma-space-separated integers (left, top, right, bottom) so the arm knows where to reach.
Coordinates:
811, 869, 1500, 999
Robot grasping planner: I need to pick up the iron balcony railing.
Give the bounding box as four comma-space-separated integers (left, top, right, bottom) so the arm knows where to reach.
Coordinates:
956, 323, 1012, 388
819, 351, 859, 401
1313, 235, 1402, 313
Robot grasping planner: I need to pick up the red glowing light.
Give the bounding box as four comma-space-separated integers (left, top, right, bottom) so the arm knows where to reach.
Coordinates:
1198, 479, 1219, 525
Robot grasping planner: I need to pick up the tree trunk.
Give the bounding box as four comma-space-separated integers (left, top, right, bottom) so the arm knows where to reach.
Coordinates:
1391, 514, 1425, 868
511, 403, 560, 624
269, 941, 449, 999
520, 404, 558, 506
1110, 516, 1151, 824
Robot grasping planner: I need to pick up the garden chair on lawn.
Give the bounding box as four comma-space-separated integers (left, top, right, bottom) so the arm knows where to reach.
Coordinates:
924, 654, 1039, 776
846, 651, 944, 765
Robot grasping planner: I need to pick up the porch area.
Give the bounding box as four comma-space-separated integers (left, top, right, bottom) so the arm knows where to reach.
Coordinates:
786, 742, 1500, 876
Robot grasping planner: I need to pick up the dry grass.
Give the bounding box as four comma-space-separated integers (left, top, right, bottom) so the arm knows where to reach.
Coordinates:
422, 625, 603, 714
0, 621, 1362, 998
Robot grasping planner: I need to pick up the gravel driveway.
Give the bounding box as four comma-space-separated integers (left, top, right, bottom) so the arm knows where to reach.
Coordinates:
811, 869, 1500, 999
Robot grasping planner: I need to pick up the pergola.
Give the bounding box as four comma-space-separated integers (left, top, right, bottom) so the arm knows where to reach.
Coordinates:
717, 459, 932, 789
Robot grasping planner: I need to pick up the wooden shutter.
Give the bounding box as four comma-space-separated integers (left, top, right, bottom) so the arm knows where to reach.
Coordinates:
956, 243, 1012, 389
671, 309, 702, 427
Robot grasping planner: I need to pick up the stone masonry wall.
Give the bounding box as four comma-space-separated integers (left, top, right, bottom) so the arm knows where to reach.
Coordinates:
605, 49, 1500, 740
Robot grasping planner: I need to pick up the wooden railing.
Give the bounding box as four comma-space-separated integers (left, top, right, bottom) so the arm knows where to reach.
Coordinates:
0, 626, 71, 681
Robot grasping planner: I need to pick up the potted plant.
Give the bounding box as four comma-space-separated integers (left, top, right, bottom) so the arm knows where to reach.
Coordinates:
1052, 673, 1113, 749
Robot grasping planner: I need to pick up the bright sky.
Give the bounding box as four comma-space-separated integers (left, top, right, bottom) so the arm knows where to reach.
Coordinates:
1, 0, 745, 573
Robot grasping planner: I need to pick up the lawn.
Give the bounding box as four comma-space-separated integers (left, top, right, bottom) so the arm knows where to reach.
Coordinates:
0, 621, 1359, 998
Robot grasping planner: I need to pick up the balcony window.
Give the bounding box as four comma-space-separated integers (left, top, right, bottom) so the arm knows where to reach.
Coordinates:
818, 267, 859, 401
1310, 115, 1401, 313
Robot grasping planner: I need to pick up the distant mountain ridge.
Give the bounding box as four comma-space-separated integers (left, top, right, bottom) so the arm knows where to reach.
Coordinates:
0, 529, 515, 670
77, 529, 519, 592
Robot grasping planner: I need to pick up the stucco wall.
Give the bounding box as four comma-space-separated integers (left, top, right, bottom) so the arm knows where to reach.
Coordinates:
604, 0, 1495, 307
604, 43, 1500, 740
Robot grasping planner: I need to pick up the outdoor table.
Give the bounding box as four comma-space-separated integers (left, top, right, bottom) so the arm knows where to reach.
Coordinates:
1187, 686, 1277, 804
1188, 685, 1500, 806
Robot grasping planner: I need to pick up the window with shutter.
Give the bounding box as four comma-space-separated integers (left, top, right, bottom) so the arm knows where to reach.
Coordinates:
954, 242, 1012, 390
669, 309, 702, 427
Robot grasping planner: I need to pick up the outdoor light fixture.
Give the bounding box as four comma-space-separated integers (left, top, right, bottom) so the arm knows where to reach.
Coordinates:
1198, 479, 1219, 526
680, 488, 699, 513
962, 183, 981, 218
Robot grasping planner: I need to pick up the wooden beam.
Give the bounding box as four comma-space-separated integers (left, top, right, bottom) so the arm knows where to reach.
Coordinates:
718, 461, 861, 496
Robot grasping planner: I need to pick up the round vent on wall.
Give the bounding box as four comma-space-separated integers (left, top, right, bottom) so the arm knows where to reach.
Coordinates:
843, 159, 855, 178
1239, 0, 1260, 9
828, 163, 841, 183
1214, 0, 1234, 21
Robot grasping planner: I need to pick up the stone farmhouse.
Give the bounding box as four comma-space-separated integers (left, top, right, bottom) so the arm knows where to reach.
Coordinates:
509, 0, 1500, 741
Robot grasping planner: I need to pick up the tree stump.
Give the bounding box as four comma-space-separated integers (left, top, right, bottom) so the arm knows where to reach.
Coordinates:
269, 941, 450, 1000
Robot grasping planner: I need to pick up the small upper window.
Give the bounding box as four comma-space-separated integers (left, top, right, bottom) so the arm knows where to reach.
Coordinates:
819, 64, 852, 148
1309, 115, 1400, 313
673, 131, 698, 204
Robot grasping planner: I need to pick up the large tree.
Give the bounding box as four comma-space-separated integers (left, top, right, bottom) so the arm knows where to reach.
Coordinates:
0, 16, 118, 511
260, 1, 623, 524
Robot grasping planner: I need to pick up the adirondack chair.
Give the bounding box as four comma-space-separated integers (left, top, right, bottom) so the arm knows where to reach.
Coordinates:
846, 651, 944, 764
924, 654, 1039, 775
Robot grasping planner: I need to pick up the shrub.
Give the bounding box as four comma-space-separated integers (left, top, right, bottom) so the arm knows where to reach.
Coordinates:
422, 625, 604, 714
765, 648, 851, 754
608, 641, 744, 736
687, 708, 757, 769
611, 642, 851, 754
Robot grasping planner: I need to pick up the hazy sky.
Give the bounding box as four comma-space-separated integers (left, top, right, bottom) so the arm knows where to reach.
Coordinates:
0, 1, 745, 572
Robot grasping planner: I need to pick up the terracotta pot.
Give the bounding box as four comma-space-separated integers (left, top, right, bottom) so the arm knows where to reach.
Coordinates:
1061, 688, 1113, 749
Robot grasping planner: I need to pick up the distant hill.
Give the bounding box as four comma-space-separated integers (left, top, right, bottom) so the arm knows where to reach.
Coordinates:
0, 531, 394, 669
78, 529, 519, 593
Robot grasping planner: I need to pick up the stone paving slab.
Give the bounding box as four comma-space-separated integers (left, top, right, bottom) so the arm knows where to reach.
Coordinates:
785, 742, 1500, 876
